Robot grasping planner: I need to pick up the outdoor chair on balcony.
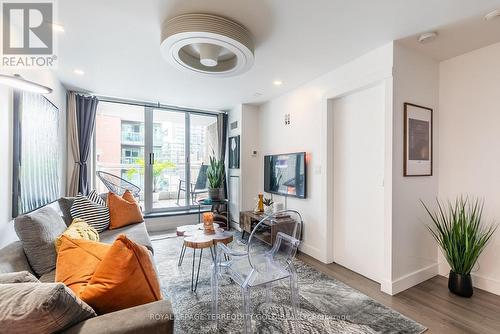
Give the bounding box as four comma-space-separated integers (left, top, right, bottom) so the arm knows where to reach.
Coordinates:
96, 171, 141, 199
177, 164, 208, 205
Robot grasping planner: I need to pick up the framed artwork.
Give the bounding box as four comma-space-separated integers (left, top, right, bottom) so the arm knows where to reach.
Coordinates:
229, 135, 240, 169
404, 103, 433, 176
12, 91, 60, 217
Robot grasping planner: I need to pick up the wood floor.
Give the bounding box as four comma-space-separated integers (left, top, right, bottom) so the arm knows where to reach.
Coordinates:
297, 253, 500, 334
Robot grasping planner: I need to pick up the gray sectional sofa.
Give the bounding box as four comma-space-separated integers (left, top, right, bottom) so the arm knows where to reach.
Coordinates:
0, 199, 174, 334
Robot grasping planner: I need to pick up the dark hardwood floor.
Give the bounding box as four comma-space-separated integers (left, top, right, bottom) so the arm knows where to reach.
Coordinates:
297, 253, 500, 334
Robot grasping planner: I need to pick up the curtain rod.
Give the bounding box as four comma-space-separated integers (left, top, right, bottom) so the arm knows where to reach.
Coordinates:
72, 91, 227, 115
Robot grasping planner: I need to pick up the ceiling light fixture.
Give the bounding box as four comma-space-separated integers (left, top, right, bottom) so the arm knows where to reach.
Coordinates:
484, 9, 500, 21
73, 69, 85, 75
0, 74, 52, 94
418, 32, 438, 44
160, 13, 254, 77
52, 23, 65, 32
273, 80, 283, 86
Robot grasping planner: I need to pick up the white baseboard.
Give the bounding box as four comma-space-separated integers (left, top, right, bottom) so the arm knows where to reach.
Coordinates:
145, 214, 199, 233
382, 263, 439, 295
299, 243, 327, 263
438, 262, 500, 296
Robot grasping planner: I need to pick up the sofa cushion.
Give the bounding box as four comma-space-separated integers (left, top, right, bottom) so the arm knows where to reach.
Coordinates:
0, 241, 34, 274
79, 235, 162, 314
70, 194, 110, 232
55, 236, 111, 295
99, 222, 153, 253
14, 207, 67, 276
0, 271, 38, 283
0, 282, 96, 334
39, 270, 56, 283
58, 197, 75, 226
107, 190, 144, 230
55, 219, 100, 252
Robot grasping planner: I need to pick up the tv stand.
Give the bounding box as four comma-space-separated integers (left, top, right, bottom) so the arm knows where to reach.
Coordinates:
239, 211, 297, 246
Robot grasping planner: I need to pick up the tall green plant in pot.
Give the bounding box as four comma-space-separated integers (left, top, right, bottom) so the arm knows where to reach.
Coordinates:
422, 197, 497, 297
207, 156, 225, 201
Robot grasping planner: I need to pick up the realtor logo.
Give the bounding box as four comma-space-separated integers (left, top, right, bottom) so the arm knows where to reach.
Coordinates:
1, 1, 57, 67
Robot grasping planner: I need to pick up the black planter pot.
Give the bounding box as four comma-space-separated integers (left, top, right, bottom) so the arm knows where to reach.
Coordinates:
448, 271, 473, 297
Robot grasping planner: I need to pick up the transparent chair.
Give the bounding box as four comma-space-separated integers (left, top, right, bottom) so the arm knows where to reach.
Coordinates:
211, 210, 303, 333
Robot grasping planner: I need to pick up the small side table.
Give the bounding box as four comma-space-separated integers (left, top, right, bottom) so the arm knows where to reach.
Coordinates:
180, 231, 234, 292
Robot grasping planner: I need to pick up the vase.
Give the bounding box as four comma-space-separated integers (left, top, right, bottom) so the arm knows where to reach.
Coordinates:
264, 205, 274, 216
208, 188, 221, 201
448, 270, 473, 297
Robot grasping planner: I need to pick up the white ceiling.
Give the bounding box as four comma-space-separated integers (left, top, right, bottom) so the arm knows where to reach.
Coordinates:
56, 0, 500, 111
399, 11, 500, 61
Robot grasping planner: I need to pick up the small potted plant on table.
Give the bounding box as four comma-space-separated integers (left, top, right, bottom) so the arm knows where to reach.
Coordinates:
263, 197, 274, 215
422, 196, 497, 297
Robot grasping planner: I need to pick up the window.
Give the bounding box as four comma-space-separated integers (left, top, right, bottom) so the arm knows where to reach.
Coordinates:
95, 100, 219, 213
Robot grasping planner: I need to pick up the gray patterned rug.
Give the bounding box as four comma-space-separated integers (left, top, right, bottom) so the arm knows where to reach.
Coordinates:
152, 233, 426, 334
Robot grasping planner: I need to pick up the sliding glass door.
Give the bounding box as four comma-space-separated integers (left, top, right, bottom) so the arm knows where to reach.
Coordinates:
95, 101, 218, 214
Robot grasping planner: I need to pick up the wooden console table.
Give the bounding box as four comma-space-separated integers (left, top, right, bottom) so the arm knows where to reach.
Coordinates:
239, 211, 297, 246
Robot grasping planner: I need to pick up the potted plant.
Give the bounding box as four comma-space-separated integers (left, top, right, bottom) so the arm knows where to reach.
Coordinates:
207, 155, 225, 201
263, 197, 274, 215
422, 197, 497, 297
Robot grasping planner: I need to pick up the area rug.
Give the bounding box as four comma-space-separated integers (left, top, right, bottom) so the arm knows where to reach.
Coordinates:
152, 233, 426, 334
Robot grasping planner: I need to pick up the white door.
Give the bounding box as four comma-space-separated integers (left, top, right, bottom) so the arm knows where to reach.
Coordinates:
332, 83, 385, 283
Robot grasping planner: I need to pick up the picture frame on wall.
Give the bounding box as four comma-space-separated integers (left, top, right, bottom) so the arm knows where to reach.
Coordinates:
404, 102, 433, 177
12, 91, 60, 217
229, 135, 240, 169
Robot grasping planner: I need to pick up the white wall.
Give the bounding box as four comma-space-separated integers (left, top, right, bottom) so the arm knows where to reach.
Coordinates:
227, 104, 261, 228
439, 42, 500, 295
388, 43, 440, 294
0, 70, 67, 248
332, 83, 385, 283
257, 43, 394, 265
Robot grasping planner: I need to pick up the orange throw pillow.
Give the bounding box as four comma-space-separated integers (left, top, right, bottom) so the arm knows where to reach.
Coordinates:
107, 190, 143, 229
55, 235, 111, 295
79, 234, 162, 314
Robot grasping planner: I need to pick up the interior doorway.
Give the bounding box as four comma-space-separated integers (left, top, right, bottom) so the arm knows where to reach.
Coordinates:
331, 83, 385, 283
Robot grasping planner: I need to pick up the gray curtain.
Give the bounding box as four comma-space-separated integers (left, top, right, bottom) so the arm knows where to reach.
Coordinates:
217, 113, 228, 199
67, 92, 80, 196
75, 94, 99, 195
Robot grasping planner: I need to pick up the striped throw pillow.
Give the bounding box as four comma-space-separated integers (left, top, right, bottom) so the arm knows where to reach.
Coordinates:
70, 194, 110, 233
87, 190, 106, 206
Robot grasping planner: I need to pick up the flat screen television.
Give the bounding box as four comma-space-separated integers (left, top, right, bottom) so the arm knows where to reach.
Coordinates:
264, 152, 306, 198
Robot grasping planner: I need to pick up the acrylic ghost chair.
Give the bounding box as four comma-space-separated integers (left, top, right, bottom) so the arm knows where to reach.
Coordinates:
211, 210, 303, 333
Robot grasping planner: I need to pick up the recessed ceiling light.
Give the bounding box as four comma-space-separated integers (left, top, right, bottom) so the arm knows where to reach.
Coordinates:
484, 9, 500, 21
418, 32, 438, 44
73, 69, 85, 75
52, 23, 65, 32
273, 80, 283, 86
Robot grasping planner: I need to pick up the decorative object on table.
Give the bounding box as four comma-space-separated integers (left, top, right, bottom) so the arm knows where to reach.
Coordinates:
422, 196, 497, 297
203, 212, 215, 235
229, 135, 240, 169
263, 197, 274, 215
12, 91, 60, 217
254, 193, 264, 213
274, 202, 284, 213
207, 155, 225, 201
404, 103, 433, 176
